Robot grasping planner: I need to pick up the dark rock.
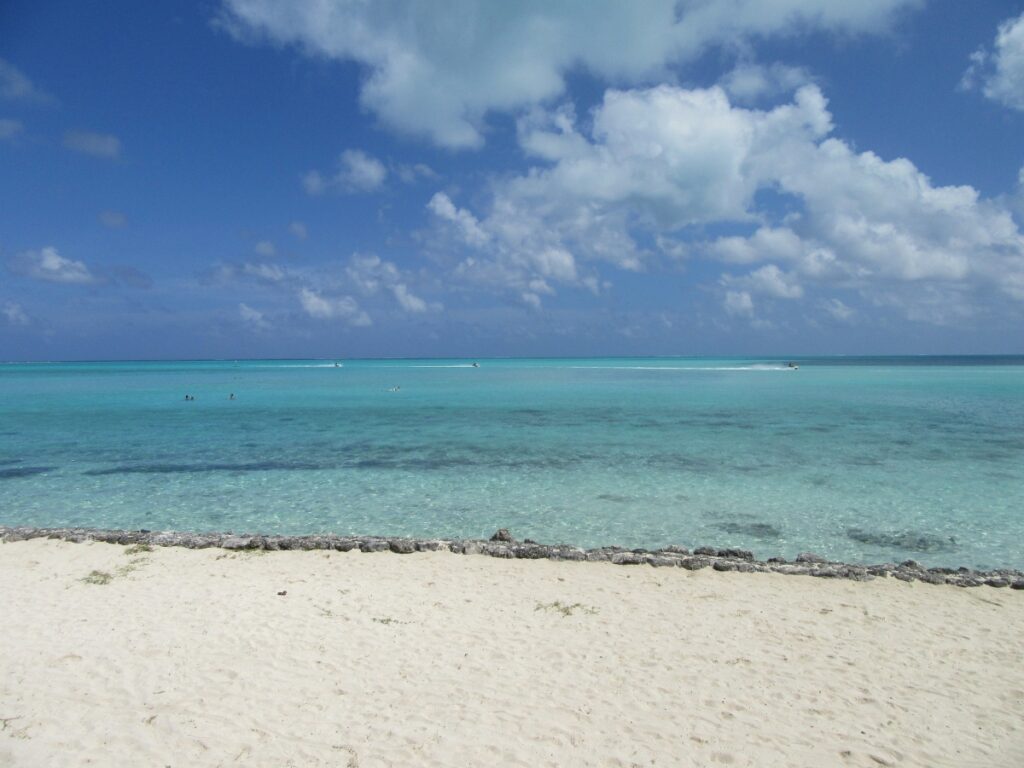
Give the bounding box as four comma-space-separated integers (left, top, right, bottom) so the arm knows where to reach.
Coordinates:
414, 540, 446, 552
611, 552, 647, 565
796, 552, 827, 564
523, 538, 537, 544
489, 528, 513, 542
512, 544, 548, 559
648, 556, 678, 568
716, 548, 754, 561
2, 525, 1016, 587
680, 557, 710, 570
482, 543, 514, 558
277, 590, 287, 596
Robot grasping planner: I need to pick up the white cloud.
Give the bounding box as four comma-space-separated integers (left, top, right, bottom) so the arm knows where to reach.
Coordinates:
346, 253, 442, 312
2, 301, 29, 326
0, 118, 22, 140
8, 246, 96, 284
254, 240, 276, 257
726, 264, 803, 298
432, 81, 1024, 324
220, 0, 921, 148
305, 149, 386, 195
719, 62, 811, 103
724, 290, 754, 317
346, 253, 400, 294
99, 210, 127, 229
239, 302, 270, 329
392, 283, 429, 313
0, 58, 51, 103
821, 298, 855, 322
63, 130, 121, 159
427, 192, 489, 247
242, 262, 285, 282
299, 288, 371, 325
289, 221, 308, 240
302, 170, 326, 195
962, 12, 1024, 111
395, 162, 438, 184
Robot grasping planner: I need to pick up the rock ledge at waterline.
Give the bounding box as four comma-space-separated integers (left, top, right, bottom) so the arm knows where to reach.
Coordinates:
1, 526, 1021, 589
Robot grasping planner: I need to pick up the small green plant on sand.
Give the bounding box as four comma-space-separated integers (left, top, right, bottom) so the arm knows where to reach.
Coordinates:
81, 570, 113, 585
124, 544, 153, 555
372, 616, 410, 626
535, 600, 598, 617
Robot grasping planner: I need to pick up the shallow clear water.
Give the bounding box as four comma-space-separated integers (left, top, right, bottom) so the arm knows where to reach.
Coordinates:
1, 357, 1023, 569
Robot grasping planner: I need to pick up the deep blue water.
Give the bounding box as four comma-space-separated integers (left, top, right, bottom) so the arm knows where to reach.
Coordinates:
1, 357, 1022, 569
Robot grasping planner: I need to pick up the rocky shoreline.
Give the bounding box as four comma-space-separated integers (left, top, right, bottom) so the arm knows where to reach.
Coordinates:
2, 525, 1022, 589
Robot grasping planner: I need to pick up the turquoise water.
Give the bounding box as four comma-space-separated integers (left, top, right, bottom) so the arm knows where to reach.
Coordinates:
1, 357, 1023, 569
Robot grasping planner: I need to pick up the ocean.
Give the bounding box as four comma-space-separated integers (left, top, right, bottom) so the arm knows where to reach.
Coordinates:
1, 357, 1022, 569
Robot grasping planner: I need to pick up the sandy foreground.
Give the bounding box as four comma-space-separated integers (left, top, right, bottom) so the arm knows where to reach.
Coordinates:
1, 540, 1022, 768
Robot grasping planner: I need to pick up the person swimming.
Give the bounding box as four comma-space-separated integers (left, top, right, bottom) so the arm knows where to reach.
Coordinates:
229, 393, 235, 400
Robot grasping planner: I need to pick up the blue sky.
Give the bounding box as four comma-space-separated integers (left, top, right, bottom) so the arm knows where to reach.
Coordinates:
2, 0, 1023, 360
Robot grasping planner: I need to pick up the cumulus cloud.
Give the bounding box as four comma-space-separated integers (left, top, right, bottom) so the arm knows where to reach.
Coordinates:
0, 118, 22, 140
429, 81, 1024, 323
821, 298, 855, 322
346, 253, 441, 312
962, 12, 1024, 111
99, 210, 127, 229
427, 192, 489, 247
2, 301, 29, 326
298, 288, 371, 325
304, 149, 386, 195
719, 62, 811, 103
7, 246, 96, 284
0, 58, 52, 103
724, 264, 803, 299
724, 290, 754, 317
63, 130, 121, 159
239, 302, 270, 329
220, 0, 921, 148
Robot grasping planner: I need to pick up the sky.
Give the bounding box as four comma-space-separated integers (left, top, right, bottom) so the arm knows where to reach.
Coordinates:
1, 0, 1024, 361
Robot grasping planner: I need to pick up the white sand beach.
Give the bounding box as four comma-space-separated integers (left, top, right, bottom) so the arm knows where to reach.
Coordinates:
1, 539, 1022, 767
